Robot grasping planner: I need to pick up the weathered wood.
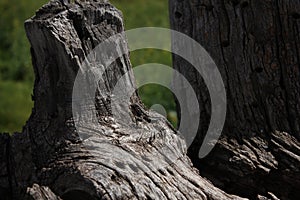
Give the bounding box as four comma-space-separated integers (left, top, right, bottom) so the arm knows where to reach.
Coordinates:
170, 0, 300, 199
0, 0, 247, 199
27, 184, 62, 200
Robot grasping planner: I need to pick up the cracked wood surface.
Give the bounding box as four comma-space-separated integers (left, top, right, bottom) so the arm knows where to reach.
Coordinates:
0, 0, 246, 199
170, 0, 300, 199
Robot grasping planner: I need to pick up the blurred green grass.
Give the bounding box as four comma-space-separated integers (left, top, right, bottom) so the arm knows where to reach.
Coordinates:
0, 0, 177, 133
0, 81, 33, 133
0, 0, 48, 133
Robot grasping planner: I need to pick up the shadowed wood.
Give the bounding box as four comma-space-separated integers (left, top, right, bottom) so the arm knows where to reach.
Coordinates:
170, 0, 300, 199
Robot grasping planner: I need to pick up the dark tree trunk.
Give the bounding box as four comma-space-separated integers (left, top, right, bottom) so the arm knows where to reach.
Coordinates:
0, 0, 247, 199
170, 0, 300, 199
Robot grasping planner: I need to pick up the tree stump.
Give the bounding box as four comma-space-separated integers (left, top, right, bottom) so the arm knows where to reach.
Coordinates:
0, 0, 246, 199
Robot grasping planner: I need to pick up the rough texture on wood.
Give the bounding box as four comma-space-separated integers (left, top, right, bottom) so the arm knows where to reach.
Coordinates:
27, 184, 62, 200
170, 0, 300, 199
0, 0, 246, 199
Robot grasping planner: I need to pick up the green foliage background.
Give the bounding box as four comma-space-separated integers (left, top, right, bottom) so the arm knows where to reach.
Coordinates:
0, 0, 176, 133
0, 0, 48, 133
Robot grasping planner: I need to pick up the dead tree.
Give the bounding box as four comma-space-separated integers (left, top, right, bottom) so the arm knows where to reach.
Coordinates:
170, 0, 300, 199
0, 0, 247, 199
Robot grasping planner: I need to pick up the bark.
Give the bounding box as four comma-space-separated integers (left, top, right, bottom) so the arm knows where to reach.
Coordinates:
27, 184, 62, 200
0, 0, 247, 199
170, 0, 300, 199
